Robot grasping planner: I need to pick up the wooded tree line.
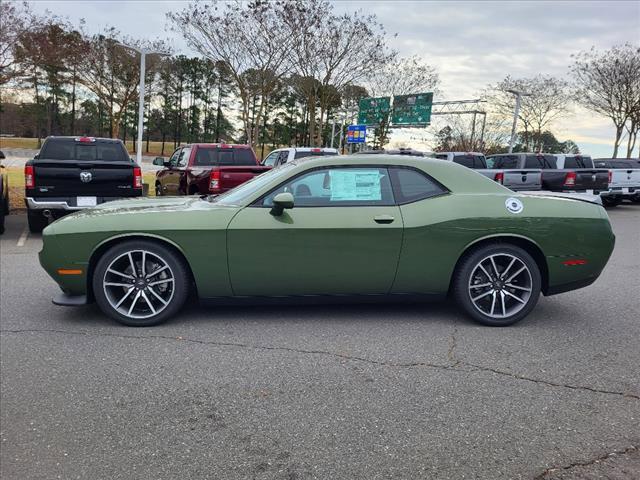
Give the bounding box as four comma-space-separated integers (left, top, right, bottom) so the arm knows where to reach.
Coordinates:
1, 1, 638, 157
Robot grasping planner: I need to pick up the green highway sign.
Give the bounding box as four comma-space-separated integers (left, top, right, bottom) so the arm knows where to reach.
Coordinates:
357, 97, 391, 126
391, 92, 433, 126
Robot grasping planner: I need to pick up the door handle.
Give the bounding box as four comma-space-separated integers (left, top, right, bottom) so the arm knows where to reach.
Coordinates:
374, 214, 395, 224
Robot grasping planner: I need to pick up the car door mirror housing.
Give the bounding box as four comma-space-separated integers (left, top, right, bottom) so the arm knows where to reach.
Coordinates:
270, 192, 294, 216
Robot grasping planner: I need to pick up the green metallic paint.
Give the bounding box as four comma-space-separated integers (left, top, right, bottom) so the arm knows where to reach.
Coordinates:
39, 155, 615, 302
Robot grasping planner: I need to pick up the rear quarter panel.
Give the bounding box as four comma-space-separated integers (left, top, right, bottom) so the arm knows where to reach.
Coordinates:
392, 193, 614, 295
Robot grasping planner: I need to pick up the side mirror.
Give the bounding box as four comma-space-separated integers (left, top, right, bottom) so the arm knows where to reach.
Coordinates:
153, 157, 165, 166
34, 153, 40, 160
270, 192, 294, 216
0, 150, 5, 160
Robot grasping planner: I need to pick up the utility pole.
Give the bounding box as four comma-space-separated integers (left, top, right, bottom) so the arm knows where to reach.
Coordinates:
117, 42, 170, 165
507, 89, 531, 153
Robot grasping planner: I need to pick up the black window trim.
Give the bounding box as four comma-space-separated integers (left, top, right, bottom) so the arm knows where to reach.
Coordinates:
250, 164, 396, 208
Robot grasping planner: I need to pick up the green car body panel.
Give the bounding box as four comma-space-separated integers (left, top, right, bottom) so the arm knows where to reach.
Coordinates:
39, 155, 615, 301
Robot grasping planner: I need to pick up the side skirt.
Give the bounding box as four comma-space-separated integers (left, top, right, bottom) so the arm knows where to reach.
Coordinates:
199, 292, 446, 307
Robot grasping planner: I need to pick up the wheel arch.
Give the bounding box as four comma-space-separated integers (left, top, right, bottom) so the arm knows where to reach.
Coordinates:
86, 233, 196, 302
449, 234, 549, 295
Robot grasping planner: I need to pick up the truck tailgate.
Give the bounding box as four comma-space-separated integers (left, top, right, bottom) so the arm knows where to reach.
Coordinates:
218, 166, 271, 189
33, 160, 137, 197
609, 169, 640, 189
502, 170, 542, 191
574, 169, 609, 190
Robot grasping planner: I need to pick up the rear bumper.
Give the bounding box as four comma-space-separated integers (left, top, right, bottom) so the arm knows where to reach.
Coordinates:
603, 187, 640, 198
26, 195, 142, 210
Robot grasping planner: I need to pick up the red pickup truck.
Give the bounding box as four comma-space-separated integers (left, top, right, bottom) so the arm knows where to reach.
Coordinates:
153, 144, 271, 196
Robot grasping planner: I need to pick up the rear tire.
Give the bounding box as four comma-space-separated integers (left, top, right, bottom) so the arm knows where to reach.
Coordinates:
27, 210, 48, 233
602, 196, 621, 208
453, 244, 541, 326
155, 182, 162, 196
92, 240, 191, 327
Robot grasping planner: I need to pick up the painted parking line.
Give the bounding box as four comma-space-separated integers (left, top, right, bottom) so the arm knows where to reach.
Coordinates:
16, 227, 29, 247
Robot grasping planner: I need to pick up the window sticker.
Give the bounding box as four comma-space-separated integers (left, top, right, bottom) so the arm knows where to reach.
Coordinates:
330, 169, 382, 201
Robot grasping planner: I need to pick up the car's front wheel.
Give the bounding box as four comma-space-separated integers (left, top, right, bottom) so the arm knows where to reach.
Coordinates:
453, 244, 541, 326
92, 240, 191, 326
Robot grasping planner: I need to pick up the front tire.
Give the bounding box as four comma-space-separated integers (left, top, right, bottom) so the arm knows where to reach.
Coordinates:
453, 244, 541, 326
92, 240, 191, 326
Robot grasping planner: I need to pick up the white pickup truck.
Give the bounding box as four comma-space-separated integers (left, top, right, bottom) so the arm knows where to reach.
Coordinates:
594, 158, 640, 206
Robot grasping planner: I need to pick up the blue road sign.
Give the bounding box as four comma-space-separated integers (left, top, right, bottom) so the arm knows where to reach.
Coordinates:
347, 125, 366, 144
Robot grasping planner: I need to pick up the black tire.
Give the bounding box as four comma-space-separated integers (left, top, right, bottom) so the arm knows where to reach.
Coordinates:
27, 210, 48, 233
155, 182, 162, 196
453, 243, 541, 326
92, 240, 191, 327
602, 196, 621, 208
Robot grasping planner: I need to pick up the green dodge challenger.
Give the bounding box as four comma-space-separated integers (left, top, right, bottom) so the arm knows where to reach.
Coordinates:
39, 155, 615, 327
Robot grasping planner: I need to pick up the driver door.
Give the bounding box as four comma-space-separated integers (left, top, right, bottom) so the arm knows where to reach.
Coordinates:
227, 166, 403, 296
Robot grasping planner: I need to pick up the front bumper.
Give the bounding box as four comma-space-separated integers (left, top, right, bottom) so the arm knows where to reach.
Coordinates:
53, 292, 88, 306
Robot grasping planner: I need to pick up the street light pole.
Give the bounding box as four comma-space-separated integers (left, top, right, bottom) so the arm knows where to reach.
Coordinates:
117, 42, 169, 165
507, 89, 531, 153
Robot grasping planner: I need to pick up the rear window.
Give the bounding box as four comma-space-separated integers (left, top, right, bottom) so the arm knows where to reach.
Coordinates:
564, 156, 592, 168
193, 148, 256, 166
594, 160, 611, 168
525, 155, 556, 169
40, 139, 129, 162
492, 155, 519, 169
390, 167, 447, 204
293, 150, 337, 160
453, 154, 486, 169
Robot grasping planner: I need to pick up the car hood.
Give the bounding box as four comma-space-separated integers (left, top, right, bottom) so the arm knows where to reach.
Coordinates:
45, 196, 240, 235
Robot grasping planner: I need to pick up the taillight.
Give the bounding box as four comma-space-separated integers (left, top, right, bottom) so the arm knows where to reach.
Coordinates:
209, 170, 221, 192
563, 171, 576, 187
25, 165, 35, 188
494, 172, 504, 184
133, 167, 142, 188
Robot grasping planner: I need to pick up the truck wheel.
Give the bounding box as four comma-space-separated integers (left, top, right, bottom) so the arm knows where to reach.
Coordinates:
92, 240, 191, 327
602, 197, 620, 208
453, 244, 541, 326
155, 182, 162, 196
27, 210, 49, 233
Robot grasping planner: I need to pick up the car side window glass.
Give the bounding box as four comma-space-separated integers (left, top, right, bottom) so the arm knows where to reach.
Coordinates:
262, 152, 279, 167
169, 149, 181, 167
474, 156, 487, 168
261, 167, 394, 207
178, 147, 191, 167
525, 156, 543, 168
453, 155, 474, 168
390, 167, 447, 204
495, 156, 518, 169
486, 157, 496, 168
278, 151, 290, 164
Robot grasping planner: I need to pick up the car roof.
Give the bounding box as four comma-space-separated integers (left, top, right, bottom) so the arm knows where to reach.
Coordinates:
45, 136, 122, 143
433, 152, 485, 156
289, 154, 509, 195
186, 143, 252, 149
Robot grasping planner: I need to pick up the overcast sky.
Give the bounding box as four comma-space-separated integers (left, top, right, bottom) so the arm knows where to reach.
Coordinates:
32, 0, 640, 156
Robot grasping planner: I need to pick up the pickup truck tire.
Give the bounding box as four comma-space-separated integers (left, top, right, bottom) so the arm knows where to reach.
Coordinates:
602, 197, 621, 208
155, 182, 162, 196
453, 244, 541, 327
92, 240, 191, 327
27, 210, 49, 233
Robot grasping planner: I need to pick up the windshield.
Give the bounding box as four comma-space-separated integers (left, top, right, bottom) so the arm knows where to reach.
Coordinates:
193, 148, 256, 166
211, 162, 297, 205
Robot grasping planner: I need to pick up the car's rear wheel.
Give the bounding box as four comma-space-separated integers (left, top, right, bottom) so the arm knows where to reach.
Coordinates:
602, 196, 621, 208
92, 240, 190, 326
27, 210, 49, 233
155, 182, 162, 196
453, 244, 541, 326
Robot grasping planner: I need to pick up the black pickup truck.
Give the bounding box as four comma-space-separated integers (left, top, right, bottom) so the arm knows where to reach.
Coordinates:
539, 154, 609, 194
25, 136, 143, 232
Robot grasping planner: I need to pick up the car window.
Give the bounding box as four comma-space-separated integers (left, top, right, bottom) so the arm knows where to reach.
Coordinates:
474, 155, 487, 169
169, 148, 182, 167
594, 160, 610, 168
524, 156, 543, 168
564, 156, 590, 168
452, 155, 476, 168
493, 155, 518, 169
278, 151, 290, 164
262, 151, 279, 167
40, 139, 129, 162
178, 147, 191, 167
193, 148, 257, 166
260, 167, 394, 207
390, 167, 447, 204
486, 157, 496, 168
434, 154, 448, 160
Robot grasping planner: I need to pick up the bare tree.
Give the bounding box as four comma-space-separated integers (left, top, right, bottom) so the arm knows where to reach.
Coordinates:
0, 1, 35, 87
624, 102, 640, 158
368, 55, 440, 98
485, 75, 570, 152
168, 0, 293, 148
571, 44, 640, 158
75, 27, 167, 138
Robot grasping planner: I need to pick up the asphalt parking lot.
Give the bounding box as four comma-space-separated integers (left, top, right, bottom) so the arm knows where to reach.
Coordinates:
1, 206, 639, 480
